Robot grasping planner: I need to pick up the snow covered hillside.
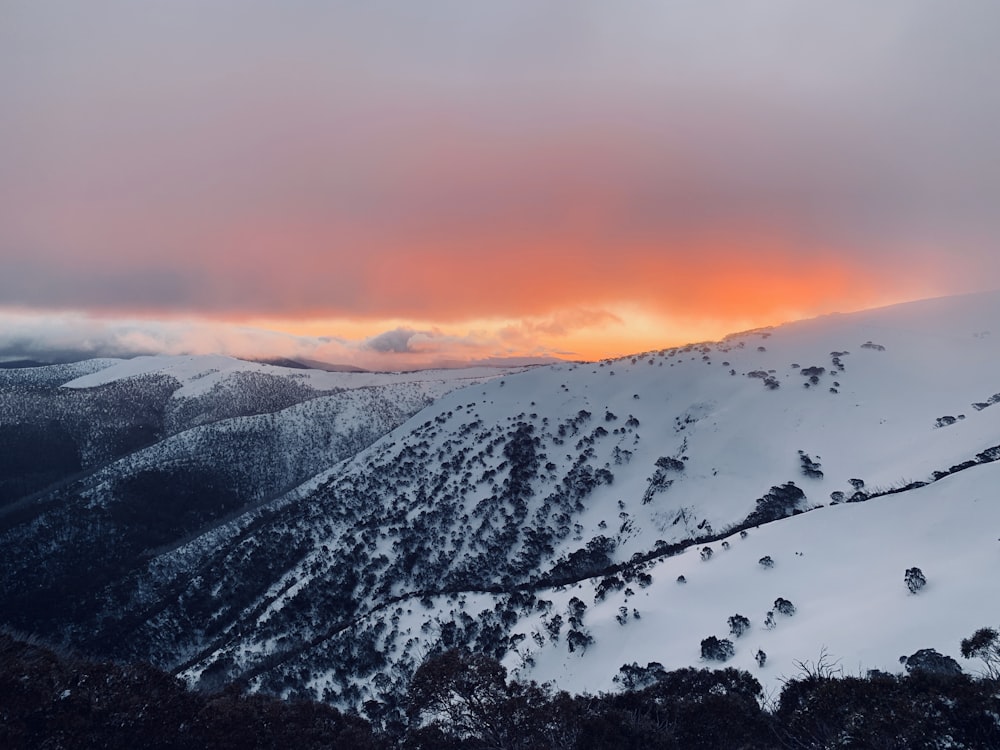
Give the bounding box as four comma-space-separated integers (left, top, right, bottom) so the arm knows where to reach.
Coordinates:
165, 291, 1000, 706
2, 291, 998, 713
514, 459, 1000, 697
0, 357, 516, 646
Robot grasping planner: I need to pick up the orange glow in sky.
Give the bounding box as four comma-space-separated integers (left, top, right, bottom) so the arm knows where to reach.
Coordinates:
238, 232, 921, 366
1, 3, 993, 368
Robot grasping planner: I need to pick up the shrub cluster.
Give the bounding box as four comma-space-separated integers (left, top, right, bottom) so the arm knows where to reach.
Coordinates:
5, 635, 1000, 750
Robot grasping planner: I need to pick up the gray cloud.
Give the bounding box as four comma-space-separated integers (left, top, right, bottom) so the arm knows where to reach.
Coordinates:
0, 313, 567, 370
363, 328, 423, 354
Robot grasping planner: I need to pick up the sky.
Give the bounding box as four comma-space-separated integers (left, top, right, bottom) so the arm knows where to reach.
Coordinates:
2, 1, 999, 369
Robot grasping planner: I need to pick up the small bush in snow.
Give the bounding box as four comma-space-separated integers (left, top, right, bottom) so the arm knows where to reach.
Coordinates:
755, 649, 767, 667
700, 636, 735, 662
774, 598, 796, 616
758, 555, 774, 569
566, 629, 594, 654
745, 482, 805, 526
654, 456, 685, 472
798, 450, 824, 478
614, 661, 667, 690
568, 597, 588, 627
545, 615, 563, 642
728, 614, 751, 638
904, 567, 926, 594
700, 546, 713, 561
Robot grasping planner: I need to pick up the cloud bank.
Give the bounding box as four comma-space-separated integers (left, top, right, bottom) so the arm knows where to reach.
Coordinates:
0, 311, 588, 371
2, 1, 998, 357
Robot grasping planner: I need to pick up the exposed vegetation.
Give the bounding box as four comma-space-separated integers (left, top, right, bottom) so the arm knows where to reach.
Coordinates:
4, 634, 999, 750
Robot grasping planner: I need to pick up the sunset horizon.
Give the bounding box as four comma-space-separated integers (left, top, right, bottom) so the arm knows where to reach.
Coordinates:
0, 288, 964, 371
3, 2, 998, 369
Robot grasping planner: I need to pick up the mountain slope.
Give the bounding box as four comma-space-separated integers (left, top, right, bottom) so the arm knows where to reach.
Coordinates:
518, 458, 1000, 696
0, 357, 516, 643
2, 291, 998, 714
133, 292, 1000, 705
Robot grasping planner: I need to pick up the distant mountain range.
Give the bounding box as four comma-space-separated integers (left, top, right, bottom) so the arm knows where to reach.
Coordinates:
247, 357, 371, 372
1, 352, 565, 373
1, 291, 998, 719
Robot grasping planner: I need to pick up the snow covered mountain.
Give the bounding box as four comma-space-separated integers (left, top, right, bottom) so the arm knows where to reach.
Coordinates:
0, 357, 517, 643
2, 291, 998, 714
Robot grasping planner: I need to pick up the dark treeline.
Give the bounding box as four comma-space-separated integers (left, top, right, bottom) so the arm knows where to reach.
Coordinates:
3, 633, 999, 750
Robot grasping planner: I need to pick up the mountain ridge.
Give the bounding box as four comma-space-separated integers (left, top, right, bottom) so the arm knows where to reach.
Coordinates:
1, 291, 998, 715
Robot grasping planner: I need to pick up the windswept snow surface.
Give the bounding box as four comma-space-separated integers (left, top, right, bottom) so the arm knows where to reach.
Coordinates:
514, 460, 1000, 696
61, 354, 516, 398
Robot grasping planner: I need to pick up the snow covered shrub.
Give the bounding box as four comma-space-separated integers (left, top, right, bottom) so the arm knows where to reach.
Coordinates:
774, 597, 796, 616
676, 575, 687, 584
798, 450, 823, 479
549, 535, 616, 580
567, 597, 588, 627
545, 615, 562, 641
655, 456, 685, 472
758, 555, 774, 568
904, 567, 926, 594
755, 649, 767, 667
728, 614, 750, 638
613, 661, 667, 690
700, 546, 713, 561
566, 629, 594, 654
764, 611, 775, 630
700, 636, 735, 662
594, 576, 624, 601
745, 482, 805, 526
